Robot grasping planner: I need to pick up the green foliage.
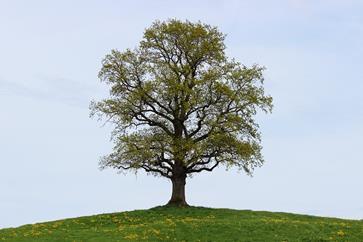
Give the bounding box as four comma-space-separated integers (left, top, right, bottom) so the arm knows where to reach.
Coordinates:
1, 207, 363, 241
90, 19, 273, 178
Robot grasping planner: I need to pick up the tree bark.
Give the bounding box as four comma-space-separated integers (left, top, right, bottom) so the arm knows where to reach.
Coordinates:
167, 174, 188, 206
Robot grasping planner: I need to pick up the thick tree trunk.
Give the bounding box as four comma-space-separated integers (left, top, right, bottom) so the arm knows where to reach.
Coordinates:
167, 174, 188, 206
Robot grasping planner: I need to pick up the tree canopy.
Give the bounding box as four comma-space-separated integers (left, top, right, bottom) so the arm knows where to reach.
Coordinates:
90, 19, 273, 205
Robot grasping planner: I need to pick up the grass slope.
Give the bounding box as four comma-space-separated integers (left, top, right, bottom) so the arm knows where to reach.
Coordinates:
1, 206, 362, 241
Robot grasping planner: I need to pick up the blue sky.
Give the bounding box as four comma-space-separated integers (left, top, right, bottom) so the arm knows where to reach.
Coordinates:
1, 0, 362, 228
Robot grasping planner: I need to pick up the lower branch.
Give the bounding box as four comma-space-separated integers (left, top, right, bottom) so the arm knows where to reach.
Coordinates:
186, 160, 220, 174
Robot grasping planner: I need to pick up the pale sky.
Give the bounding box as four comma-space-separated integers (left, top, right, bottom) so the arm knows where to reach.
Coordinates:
1, 0, 363, 228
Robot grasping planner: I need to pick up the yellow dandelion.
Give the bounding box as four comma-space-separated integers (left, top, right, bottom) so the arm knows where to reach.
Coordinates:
337, 230, 345, 236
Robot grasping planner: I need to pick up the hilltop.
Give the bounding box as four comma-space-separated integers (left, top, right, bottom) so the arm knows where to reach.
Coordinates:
1, 206, 362, 241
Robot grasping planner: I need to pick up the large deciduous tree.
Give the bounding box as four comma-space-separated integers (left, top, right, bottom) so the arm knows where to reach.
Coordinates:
90, 20, 273, 206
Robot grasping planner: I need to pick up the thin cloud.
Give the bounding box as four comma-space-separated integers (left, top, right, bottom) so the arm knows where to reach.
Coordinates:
0, 77, 101, 108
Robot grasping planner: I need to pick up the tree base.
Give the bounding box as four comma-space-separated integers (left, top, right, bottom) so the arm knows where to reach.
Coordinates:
168, 175, 188, 207
166, 200, 189, 207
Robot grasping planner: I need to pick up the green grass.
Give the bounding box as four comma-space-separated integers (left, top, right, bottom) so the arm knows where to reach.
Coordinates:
1, 206, 362, 241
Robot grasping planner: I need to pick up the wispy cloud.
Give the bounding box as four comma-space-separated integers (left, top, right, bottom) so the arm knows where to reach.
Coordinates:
0, 77, 103, 108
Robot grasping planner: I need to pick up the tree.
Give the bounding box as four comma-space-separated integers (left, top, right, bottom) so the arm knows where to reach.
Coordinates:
90, 19, 273, 206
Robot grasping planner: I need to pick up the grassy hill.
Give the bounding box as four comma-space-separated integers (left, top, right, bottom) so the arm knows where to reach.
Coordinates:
1, 206, 362, 241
